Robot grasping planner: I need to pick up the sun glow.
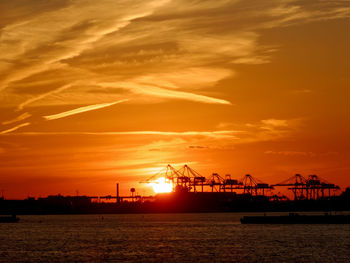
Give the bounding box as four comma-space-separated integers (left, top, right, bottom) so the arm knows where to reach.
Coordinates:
150, 177, 173, 194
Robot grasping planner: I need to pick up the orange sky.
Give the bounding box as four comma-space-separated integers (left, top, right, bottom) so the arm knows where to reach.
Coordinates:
1, 0, 350, 199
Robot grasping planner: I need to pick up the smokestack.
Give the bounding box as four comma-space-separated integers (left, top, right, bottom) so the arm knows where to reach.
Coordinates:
116, 183, 120, 203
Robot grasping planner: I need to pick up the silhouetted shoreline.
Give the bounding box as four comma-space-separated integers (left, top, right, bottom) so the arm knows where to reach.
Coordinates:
1, 189, 349, 215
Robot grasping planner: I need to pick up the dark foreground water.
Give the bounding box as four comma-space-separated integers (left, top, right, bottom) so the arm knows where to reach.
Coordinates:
0, 213, 350, 262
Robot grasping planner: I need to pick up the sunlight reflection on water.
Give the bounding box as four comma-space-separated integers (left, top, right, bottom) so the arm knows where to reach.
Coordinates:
0, 213, 350, 262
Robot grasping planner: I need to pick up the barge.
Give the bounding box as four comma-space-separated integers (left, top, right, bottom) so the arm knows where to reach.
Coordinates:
240, 213, 350, 224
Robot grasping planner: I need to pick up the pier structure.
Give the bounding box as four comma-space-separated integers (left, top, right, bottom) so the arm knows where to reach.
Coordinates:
272, 174, 340, 200
93, 185, 143, 203
142, 164, 340, 201
142, 164, 274, 196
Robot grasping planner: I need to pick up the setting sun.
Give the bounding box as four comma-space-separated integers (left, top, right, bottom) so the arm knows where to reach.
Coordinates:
150, 178, 173, 194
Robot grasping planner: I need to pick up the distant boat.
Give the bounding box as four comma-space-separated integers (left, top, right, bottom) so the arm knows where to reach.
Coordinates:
0, 215, 20, 223
240, 213, 350, 224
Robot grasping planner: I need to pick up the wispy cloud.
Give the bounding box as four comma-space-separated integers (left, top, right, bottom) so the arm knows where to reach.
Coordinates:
264, 150, 339, 157
2, 112, 32, 125
43, 99, 128, 121
291, 89, 312, 94
0, 0, 171, 92
0, 0, 349, 137
261, 119, 289, 130
99, 82, 231, 105
17, 83, 75, 110
113, 130, 238, 138
0, 122, 30, 134
1, 130, 239, 138
1, 0, 348, 113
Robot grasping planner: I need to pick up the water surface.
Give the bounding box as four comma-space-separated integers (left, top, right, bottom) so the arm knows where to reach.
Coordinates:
0, 213, 349, 262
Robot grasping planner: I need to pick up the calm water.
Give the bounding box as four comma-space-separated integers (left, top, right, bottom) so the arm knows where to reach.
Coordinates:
0, 213, 350, 262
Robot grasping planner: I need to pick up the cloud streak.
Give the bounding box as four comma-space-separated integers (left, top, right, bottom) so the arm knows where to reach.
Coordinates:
2, 112, 32, 125
0, 0, 171, 92
2, 0, 348, 112
0, 122, 31, 134
0, 130, 239, 138
0, 0, 349, 136
43, 99, 128, 121
99, 82, 231, 105
17, 83, 75, 110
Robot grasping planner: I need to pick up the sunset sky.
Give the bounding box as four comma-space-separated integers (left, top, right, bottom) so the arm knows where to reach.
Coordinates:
1, 0, 350, 198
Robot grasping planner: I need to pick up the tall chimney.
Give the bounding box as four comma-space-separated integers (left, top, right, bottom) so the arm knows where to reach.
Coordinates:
116, 183, 120, 203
